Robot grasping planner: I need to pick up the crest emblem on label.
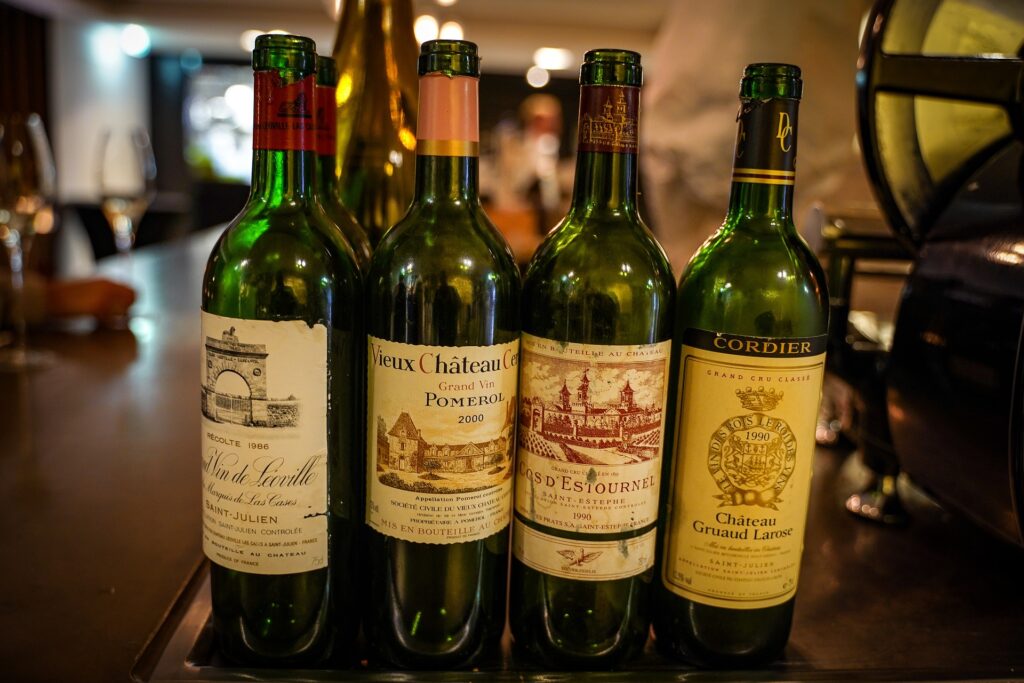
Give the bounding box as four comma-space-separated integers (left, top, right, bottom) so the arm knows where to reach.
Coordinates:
707, 387, 796, 509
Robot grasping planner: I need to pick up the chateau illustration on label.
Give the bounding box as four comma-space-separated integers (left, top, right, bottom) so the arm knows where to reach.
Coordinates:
581, 88, 637, 149
520, 360, 664, 466
709, 386, 796, 509
374, 400, 516, 494
201, 327, 300, 429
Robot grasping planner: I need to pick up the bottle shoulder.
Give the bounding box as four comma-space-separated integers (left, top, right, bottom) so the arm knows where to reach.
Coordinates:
317, 195, 373, 271
676, 225, 828, 338
525, 217, 676, 298
520, 217, 675, 344
205, 200, 361, 287
370, 203, 520, 283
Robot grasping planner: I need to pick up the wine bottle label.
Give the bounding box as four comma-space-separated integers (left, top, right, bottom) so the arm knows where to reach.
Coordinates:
253, 71, 315, 152
732, 97, 797, 185
366, 337, 519, 544
199, 312, 328, 575
662, 329, 825, 609
513, 334, 670, 581
416, 73, 480, 157
314, 84, 337, 157
577, 84, 639, 155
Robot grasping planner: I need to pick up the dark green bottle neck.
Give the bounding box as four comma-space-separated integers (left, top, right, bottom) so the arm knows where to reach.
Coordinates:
726, 181, 794, 226
412, 155, 479, 205
250, 149, 315, 205
315, 154, 336, 199
569, 151, 638, 218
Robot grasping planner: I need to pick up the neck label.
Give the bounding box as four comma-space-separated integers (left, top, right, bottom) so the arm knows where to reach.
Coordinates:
416, 73, 480, 157
732, 98, 798, 185
314, 84, 337, 157
578, 85, 639, 155
253, 71, 315, 152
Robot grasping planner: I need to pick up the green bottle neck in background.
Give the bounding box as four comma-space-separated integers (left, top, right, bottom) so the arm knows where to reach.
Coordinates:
725, 63, 801, 231
314, 153, 337, 202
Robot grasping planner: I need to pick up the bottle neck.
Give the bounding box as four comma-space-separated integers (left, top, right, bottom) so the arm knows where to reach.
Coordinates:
570, 83, 641, 217
313, 82, 338, 200
251, 150, 314, 203
570, 151, 637, 216
413, 72, 479, 205
726, 180, 793, 224
726, 96, 798, 229
414, 155, 478, 204
315, 154, 336, 200
250, 69, 316, 204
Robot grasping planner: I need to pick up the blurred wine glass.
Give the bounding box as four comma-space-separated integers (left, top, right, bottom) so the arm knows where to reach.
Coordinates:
0, 113, 57, 370
96, 127, 156, 281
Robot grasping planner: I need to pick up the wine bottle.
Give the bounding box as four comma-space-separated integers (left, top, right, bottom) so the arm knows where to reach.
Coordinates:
200, 34, 362, 665
330, 0, 418, 246
653, 63, 828, 667
363, 40, 520, 668
509, 49, 675, 667
315, 54, 372, 271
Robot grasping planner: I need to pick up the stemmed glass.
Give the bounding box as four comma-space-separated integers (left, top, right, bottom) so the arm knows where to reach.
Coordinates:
0, 114, 57, 371
96, 127, 156, 284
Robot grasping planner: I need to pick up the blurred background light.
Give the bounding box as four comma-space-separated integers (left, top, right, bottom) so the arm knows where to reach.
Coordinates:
526, 65, 550, 88
439, 21, 464, 40
414, 15, 439, 44
119, 24, 151, 58
533, 47, 573, 71
239, 29, 262, 53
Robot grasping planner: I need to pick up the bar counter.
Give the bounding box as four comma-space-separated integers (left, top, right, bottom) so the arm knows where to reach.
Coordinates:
2, 229, 1024, 682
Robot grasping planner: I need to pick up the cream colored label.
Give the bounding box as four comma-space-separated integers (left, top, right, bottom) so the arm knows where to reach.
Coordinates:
366, 337, 519, 544
662, 330, 825, 609
513, 334, 670, 581
200, 312, 328, 575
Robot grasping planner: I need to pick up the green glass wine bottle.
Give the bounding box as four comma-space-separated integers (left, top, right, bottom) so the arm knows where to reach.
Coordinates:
200, 34, 362, 665
363, 40, 520, 668
653, 63, 828, 667
331, 0, 418, 246
509, 49, 675, 668
315, 54, 372, 271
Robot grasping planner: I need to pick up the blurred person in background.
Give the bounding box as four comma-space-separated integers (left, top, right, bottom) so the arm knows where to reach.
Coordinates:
485, 94, 569, 263
642, 0, 874, 271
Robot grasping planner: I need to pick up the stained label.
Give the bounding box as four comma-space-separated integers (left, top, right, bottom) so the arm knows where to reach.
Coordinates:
513, 334, 670, 580
200, 312, 328, 575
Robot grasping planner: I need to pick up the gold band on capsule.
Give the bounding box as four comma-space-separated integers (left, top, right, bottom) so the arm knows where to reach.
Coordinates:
732, 168, 795, 186
416, 139, 480, 157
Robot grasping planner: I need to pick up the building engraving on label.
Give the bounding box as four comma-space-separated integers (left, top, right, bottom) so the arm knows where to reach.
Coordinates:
201, 327, 300, 428
277, 90, 312, 119
708, 387, 796, 509
580, 89, 637, 151
374, 402, 515, 494
521, 369, 662, 465
200, 313, 328, 576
